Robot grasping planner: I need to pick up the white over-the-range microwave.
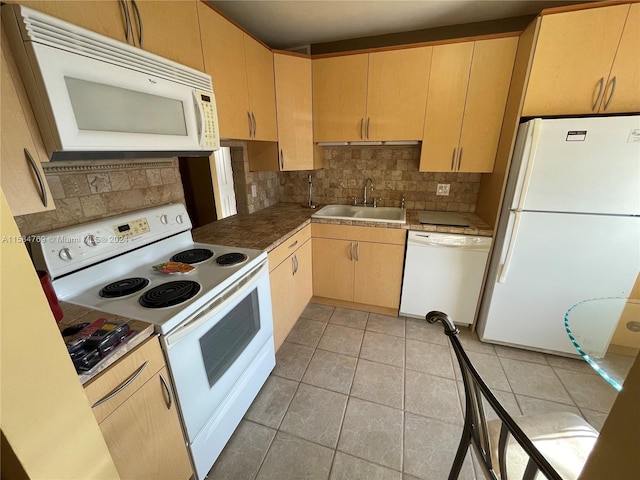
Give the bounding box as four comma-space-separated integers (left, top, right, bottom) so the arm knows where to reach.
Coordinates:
2, 4, 220, 160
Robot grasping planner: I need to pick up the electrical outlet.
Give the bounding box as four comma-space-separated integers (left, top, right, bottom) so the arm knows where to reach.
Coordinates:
251, 184, 257, 198
436, 183, 450, 196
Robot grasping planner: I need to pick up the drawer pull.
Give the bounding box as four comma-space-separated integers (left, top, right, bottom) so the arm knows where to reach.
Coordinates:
288, 240, 298, 249
159, 373, 172, 410
92, 361, 148, 408
592, 77, 604, 111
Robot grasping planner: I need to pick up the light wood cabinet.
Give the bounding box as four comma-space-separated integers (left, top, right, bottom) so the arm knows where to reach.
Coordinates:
268, 226, 313, 350
523, 3, 639, 116
85, 337, 192, 480
419, 37, 517, 173
198, 2, 276, 141
1, 29, 54, 216
312, 224, 406, 310
313, 47, 432, 142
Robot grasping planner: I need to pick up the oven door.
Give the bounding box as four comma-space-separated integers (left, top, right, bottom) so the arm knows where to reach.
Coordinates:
161, 259, 274, 441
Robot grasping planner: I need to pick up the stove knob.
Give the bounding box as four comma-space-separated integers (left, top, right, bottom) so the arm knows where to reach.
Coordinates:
59, 247, 72, 261
176, 214, 184, 224
84, 234, 98, 247
160, 214, 168, 225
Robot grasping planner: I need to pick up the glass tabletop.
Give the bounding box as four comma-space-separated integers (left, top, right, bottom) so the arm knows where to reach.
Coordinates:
564, 297, 639, 391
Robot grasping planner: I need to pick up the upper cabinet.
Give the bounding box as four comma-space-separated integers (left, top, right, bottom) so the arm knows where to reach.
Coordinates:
419, 37, 517, 173
1, 29, 54, 216
313, 47, 432, 142
273, 53, 317, 171
16, 1, 204, 70
198, 2, 276, 141
523, 3, 639, 116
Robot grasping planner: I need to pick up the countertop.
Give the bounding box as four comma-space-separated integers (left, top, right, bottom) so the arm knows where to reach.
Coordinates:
58, 302, 155, 385
192, 202, 493, 251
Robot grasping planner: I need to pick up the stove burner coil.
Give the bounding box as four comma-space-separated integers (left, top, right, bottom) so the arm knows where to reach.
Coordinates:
138, 281, 201, 308
99, 277, 149, 298
215, 252, 248, 266
170, 248, 214, 265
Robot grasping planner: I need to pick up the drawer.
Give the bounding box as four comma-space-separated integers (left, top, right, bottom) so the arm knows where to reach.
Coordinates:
84, 335, 165, 423
267, 225, 311, 272
311, 223, 406, 245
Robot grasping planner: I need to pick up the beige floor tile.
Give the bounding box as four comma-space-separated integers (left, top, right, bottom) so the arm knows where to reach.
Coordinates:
337, 397, 404, 470
256, 431, 334, 480
317, 323, 365, 357
273, 341, 314, 381
330, 452, 402, 480
366, 313, 405, 337
405, 317, 449, 346
456, 382, 521, 422
456, 328, 496, 355
494, 344, 548, 365
360, 331, 405, 368
405, 370, 462, 425
404, 413, 475, 480
351, 359, 404, 409
579, 408, 608, 432
208, 420, 276, 480
330, 307, 369, 329
406, 338, 455, 379
553, 368, 618, 413
286, 318, 327, 347
280, 383, 348, 448
302, 349, 357, 394
461, 351, 511, 392
515, 394, 581, 417
301, 303, 335, 322
245, 376, 298, 429
545, 354, 597, 374
500, 357, 573, 405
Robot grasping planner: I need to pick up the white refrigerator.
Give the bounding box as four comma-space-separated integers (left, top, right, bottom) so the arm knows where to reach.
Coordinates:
476, 116, 640, 357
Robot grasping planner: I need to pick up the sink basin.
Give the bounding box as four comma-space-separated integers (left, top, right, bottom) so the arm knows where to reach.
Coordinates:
312, 205, 406, 224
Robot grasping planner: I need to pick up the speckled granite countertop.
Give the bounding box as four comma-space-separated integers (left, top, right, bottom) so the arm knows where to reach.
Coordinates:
58, 302, 155, 385
192, 203, 493, 251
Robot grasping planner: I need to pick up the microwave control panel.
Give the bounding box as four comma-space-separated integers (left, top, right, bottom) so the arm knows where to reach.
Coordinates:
197, 91, 219, 149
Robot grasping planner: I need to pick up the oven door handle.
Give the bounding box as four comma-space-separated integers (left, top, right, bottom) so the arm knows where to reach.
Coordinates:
164, 259, 268, 346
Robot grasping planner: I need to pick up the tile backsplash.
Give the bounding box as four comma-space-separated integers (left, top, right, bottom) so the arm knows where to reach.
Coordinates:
15, 158, 184, 236
278, 146, 481, 211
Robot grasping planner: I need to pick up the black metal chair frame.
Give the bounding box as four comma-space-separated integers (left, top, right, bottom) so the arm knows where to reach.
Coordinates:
426, 311, 563, 480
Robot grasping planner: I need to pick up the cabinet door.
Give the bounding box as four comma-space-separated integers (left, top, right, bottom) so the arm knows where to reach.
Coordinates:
244, 34, 277, 141
99, 368, 192, 480
274, 53, 314, 170
458, 37, 517, 173
313, 54, 368, 142
132, 0, 204, 71
270, 255, 295, 351
419, 42, 473, 172
366, 47, 432, 141
522, 4, 630, 116
353, 242, 405, 309
601, 3, 640, 114
1, 31, 54, 216
293, 239, 313, 319
198, 2, 250, 139
18, 1, 128, 43
312, 238, 354, 301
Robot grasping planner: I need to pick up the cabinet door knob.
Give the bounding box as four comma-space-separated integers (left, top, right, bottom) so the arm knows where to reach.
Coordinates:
24, 148, 47, 207
592, 77, 605, 111
603, 76, 617, 111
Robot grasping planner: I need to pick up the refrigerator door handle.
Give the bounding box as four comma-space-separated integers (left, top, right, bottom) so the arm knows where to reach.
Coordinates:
498, 211, 521, 283
514, 119, 542, 211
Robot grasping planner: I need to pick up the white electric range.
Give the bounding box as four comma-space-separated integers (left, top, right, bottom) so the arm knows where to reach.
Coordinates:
32, 203, 275, 480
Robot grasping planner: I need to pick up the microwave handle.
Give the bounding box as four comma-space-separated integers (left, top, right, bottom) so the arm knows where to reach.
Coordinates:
193, 90, 206, 147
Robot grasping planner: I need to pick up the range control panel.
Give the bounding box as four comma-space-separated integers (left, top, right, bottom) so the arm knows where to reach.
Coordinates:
113, 217, 150, 239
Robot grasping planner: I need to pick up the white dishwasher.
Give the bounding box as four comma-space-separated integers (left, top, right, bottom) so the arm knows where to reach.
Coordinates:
400, 231, 492, 325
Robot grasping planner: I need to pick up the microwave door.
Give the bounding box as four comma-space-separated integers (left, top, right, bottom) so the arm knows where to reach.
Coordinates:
31, 43, 202, 153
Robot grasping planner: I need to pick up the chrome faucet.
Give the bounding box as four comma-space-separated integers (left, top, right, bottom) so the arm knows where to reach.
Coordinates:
363, 178, 374, 206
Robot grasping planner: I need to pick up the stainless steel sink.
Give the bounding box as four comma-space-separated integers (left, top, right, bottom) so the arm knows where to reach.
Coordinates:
312, 205, 406, 224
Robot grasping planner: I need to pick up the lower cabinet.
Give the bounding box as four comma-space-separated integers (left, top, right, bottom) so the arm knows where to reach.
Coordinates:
268, 226, 313, 350
84, 336, 192, 480
312, 224, 406, 310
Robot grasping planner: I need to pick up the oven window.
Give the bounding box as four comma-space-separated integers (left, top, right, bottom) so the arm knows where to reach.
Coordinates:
65, 77, 188, 135
199, 288, 261, 388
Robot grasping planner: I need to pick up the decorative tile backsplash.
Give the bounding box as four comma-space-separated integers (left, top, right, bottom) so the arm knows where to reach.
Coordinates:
278, 146, 481, 211
14, 159, 184, 236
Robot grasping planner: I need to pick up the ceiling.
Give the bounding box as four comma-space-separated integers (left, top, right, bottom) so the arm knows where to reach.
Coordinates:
208, 0, 584, 50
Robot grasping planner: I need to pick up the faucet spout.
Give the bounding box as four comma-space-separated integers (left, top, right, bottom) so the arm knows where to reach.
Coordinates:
363, 178, 374, 206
